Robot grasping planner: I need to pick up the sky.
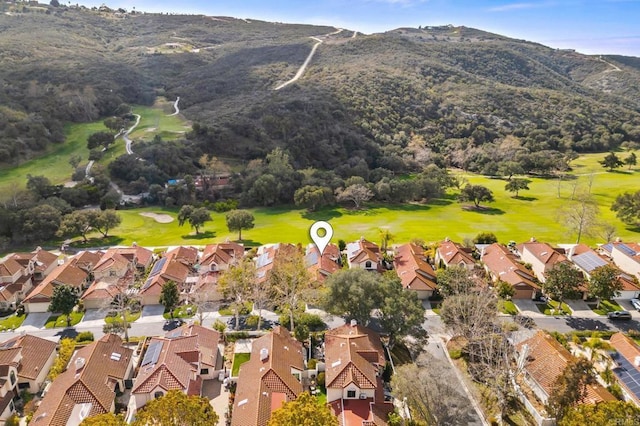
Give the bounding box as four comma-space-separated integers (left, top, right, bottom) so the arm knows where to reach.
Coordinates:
78, 0, 640, 57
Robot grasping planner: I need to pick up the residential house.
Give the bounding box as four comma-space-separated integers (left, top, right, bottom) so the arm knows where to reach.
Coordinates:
600, 241, 640, 282
305, 243, 341, 283
107, 245, 154, 272
10, 248, 59, 282
0, 257, 32, 311
0, 248, 59, 310
435, 239, 475, 270
516, 331, 615, 408
0, 349, 18, 423
199, 242, 244, 274
138, 246, 198, 305
346, 238, 383, 271
393, 243, 437, 299
30, 334, 134, 426
325, 322, 393, 426
254, 243, 298, 284
81, 249, 139, 310
189, 242, 245, 303
609, 332, 640, 406
516, 240, 568, 283
564, 244, 640, 299
0, 334, 57, 393
128, 325, 221, 418
22, 253, 96, 313
231, 327, 305, 426
481, 243, 540, 299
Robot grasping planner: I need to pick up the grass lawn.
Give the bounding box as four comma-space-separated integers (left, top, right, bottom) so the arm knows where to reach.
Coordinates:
105, 310, 141, 324
0, 313, 27, 331
163, 304, 196, 319
588, 300, 624, 316
0, 98, 190, 194
231, 352, 251, 377
498, 300, 518, 315
316, 387, 327, 406
536, 300, 572, 316
45, 311, 84, 328
219, 302, 253, 316
91, 152, 640, 247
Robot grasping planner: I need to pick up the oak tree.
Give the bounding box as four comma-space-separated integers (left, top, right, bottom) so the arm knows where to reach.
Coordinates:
225, 209, 255, 240
48, 285, 79, 327
268, 392, 337, 426
588, 264, 623, 309
132, 390, 217, 426
159, 280, 180, 318
458, 184, 494, 208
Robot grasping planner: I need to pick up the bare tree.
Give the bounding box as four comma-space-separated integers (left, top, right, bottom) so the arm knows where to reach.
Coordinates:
392, 352, 472, 425
560, 193, 599, 243
440, 289, 498, 340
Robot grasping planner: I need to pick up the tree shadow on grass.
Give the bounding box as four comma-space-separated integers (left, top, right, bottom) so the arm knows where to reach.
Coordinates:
607, 169, 633, 175
428, 198, 454, 206
624, 225, 640, 234
344, 203, 430, 216
69, 236, 124, 249
301, 208, 343, 221
461, 205, 505, 215
236, 239, 263, 247
182, 231, 216, 240
513, 195, 538, 202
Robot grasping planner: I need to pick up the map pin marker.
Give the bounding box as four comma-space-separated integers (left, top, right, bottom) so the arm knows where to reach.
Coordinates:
310, 221, 333, 256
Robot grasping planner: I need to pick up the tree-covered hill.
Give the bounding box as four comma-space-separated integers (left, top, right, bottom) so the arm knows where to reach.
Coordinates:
1, 3, 640, 173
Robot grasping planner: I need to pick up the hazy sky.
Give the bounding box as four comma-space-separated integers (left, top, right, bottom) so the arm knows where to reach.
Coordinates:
80, 0, 640, 57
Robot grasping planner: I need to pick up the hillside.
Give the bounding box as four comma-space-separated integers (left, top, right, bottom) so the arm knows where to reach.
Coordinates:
1, 4, 640, 173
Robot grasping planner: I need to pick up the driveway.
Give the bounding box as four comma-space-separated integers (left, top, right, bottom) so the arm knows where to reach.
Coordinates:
17, 312, 50, 332
513, 299, 545, 318
565, 300, 600, 318
138, 305, 165, 323
80, 309, 107, 327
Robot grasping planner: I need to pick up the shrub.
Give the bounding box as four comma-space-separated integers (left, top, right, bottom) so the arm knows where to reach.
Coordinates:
317, 372, 325, 387
245, 315, 260, 328
212, 319, 226, 333
48, 338, 76, 380
213, 199, 239, 212
226, 332, 250, 342
75, 331, 94, 343
294, 324, 309, 342
5, 414, 19, 426
449, 349, 463, 359
307, 358, 318, 370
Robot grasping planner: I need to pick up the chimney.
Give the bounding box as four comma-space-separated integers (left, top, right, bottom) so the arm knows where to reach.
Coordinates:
350, 319, 357, 327
635, 356, 640, 368
567, 245, 576, 260
530, 237, 537, 242
260, 348, 269, 361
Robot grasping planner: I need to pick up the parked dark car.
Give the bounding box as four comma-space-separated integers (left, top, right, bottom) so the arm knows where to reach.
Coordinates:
163, 318, 185, 330
607, 310, 632, 320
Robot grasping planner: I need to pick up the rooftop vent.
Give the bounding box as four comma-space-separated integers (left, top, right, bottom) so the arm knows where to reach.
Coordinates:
260, 348, 269, 361
238, 399, 248, 407
110, 352, 122, 361
75, 357, 85, 371
350, 319, 357, 327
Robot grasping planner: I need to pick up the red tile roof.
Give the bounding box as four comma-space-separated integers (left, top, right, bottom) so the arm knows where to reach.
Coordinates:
347, 239, 383, 267
517, 331, 615, 405
437, 240, 475, 266
482, 244, 539, 289
200, 242, 244, 269
306, 243, 342, 283
232, 327, 304, 426
325, 324, 385, 393
393, 243, 437, 291
517, 241, 567, 266
31, 334, 133, 426
0, 257, 23, 277
23, 257, 89, 304
132, 324, 219, 396
0, 334, 57, 381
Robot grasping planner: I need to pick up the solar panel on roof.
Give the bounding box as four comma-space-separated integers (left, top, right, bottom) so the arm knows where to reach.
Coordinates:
573, 252, 607, 273
612, 352, 640, 399
0, 340, 17, 350
601, 243, 613, 253
618, 244, 638, 257
305, 251, 319, 267
141, 341, 162, 366
148, 258, 167, 278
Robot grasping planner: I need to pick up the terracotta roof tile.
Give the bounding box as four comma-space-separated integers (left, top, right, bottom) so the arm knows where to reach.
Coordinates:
232, 327, 304, 426
31, 334, 133, 426
0, 334, 57, 381
482, 244, 539, 289
517, 331, 614, 405
393, 243, 437, 291
437, 240, 475, 266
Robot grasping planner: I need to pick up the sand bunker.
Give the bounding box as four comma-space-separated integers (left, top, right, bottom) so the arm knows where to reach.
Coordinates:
140, 212, 174, 223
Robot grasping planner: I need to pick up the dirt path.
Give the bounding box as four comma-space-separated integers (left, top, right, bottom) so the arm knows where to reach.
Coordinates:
597, 56, 621, 72
168, 96, 180, 116
123, 114, 141, 155
274, 28, 344, 90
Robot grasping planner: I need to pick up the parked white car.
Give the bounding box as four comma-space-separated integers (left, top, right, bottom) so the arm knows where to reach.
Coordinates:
630, 298, 640, 311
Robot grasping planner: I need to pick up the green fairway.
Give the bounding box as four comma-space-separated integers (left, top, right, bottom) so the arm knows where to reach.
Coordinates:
0, 98, 190, 195
102, 153, 639, 248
